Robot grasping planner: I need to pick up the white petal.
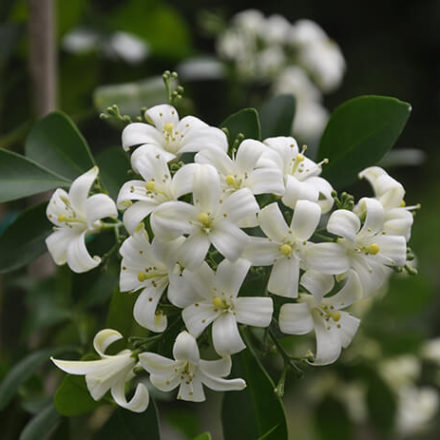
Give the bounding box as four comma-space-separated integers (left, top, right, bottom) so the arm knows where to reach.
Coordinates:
324, 270, 363, 309
220, 188, 259, 225
385, 209, 413, 241
375, 234, 407, 266
172, 163, 198, 198
130, 145, 170, 181
210, 221, 250, 261
51, 357, 109, 375
195, 148, 232, 176
300, 270, 334, 300
337, 312, 361, 348
46, 228, 81, 265
146, 104, 179, 131
258, 203, 289, 242
279, 303, 314, 335
268, 257, 300, 298
282, 176, 318, 209
243, 237, 279, 266
179, 121, 228, 154
235, 139, 266, 171
327, 210, 360, 242
111, 379, 149, 413
94, 329, 124, 357
138, 352, 176, 376
176, 232, 211, 269
212, 312, 246, 355
177, 376, 205, 402
193, 164, 220, 212
122, 123, 162, 151
305, 242, 350, 274
199, 357, 231, 377
133, 287, 168, 332
123, 201, 157, 234
167, 269, 198, 308
183, 303, 219, 337
235, 297, 273, 327
305, 176, 334, 213
68, 166, 98, 214
291, 200, 321, 240
47, 189, 71, 227
173, 331, 200, 364
216, 258, 250, 297
351, 256, 388, 296
182, 262, 215, 301
151, 201, 196, 238
312, 316, 342, 366
149, 371, 181, 392
358, 198, 385, 236
247, 167, 285, 196
117, 180, 152, 207
198, 371, 246, 392
66, 231, 100, 273
85, 194, 117, 227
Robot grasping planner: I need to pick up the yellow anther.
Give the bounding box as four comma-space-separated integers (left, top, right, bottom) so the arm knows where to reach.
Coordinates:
225, 175, 236, 186
330, 311, 341, 322
57, 213, 67, 222
291, 153, 305, 174
137, 272, 147, 282
163, 122, 174, 134
154, 310, 164, 326
145, 180, 156, 191
400, 200, 406, 207
366, 243, 380, 255
198, 212, 211, 227
280, 244, 292, 256
212, 296, 226, 309
296, 153, 305, 162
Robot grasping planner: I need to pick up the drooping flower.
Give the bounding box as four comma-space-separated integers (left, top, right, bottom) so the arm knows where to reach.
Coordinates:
46, 166, 117, 273
51, 329, 149, 412
306, 197, 407, 295
139, 331, 246, 402
117, 147, 197, 233
245, 201, 325, 298
119, 225, 190, 332
262, 136, 334, 213
151, 164, 259, 268
359, 166, 415, 241
178, 259, 273, 355
121, 104, 227, 161
279, 270, 362, 365
195, 139, 284, 196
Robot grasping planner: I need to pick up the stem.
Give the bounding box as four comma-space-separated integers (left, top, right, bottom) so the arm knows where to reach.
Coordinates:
268, 329, 303, 376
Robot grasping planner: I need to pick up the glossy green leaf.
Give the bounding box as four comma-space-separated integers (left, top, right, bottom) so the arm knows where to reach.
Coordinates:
0, 346, 75, 410
318, 96, 411, 188
19, 403, 61, 440
93, 76, 167, 118
221, 108, 261, 147
25, 111, 95, 181
193, 433, 211, 440
95, 401, 160, 440
0, 202, 51, 274
315, 396, 353, 440
0, 149, 70, 202
259, 95, 296, 139
54, 374, 101, 416
221, 340, 288, 440
95, 147, 130, 200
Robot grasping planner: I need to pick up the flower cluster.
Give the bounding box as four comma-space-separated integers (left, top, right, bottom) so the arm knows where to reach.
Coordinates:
217, 10, 345, 139
47, 103, 416, 412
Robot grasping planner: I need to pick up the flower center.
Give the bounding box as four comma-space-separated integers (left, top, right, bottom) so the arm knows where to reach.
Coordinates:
225, 174, 242, 189
280, 243, 293, 256
145, 180, 168, 198
291, 153, 305, 175
362, 243, 380, 255
212, 296, 228, 309
57, 213, 83, 225
197, 212, 212, 228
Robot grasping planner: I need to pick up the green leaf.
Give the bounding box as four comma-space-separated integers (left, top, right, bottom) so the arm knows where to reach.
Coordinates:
317, 96, 411, 188
221, 108, 261, 146
54, 374, 101, 416
315, 396, 353, 440
93, 76, 167, 118
0, 346, 74, 410
19, 403, 61, 440
25, 111, 95, 181
95, 147, 130, 200
259, 95, 296, 139
95, 402, 161, 440
221, 339, 288, 440
0, 149, 70, 202
0, 202, 51, 273
193, 433, 211, 440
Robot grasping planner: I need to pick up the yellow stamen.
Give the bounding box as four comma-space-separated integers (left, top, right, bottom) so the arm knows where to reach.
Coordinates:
57, 213, 67, 222
212, 296, 226, 309
137, 272, 148, 282
145, 180, 156, 191
280, 244, 292, 256
329, 311, 341, 322
154, 310, 164, 326
291, 153, 305, 174
365, 243, 380, 255
400, 200, 406, 207
198, 212, 211, 227
163, 122, 174, 135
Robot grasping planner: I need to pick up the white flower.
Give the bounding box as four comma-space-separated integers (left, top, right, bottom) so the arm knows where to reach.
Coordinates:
117, 148, 197, 233
260, 14, 292, 45
179, 259, 273, 355
139, 331, 246, 402
232, 9, 265, 35
421, 338, 440, 365
46, 166, 117, 273
151, 164, 259, 268
122, 104, 227, 161
244, 201, 322, 298
262, 136, 334, 213
195, 139, 284, 196
306, 198, 407, 295
119, 225, 189, 332
51, 329, 149, 413
359, 166, 415, 241
279, 270, 362, 365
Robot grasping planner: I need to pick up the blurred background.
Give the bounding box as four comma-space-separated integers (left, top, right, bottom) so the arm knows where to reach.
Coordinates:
1, 0, 440, 439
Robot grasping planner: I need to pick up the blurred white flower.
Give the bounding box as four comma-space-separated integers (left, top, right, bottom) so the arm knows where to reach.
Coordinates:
107, 31, 149, 64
